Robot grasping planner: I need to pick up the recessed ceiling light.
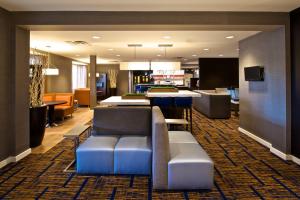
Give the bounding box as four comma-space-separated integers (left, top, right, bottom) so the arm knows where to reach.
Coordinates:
203, 48, 209, 51
163, 36, 171, 39
219, 54, 224, 57
226, 35, 235, 39
183, 58, 188, 61
192, 54, 198, 57
116, 54, 121, 57
157, 54, 161, 57
108, 48, 114, 51
92, 36, 100, 39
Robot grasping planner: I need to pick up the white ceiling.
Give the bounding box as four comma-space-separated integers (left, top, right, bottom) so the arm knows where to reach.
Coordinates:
1, 0, 300, 11
30, 31, 259, 64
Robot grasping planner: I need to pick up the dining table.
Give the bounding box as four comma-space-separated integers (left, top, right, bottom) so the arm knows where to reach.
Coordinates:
44, 100, 67, 127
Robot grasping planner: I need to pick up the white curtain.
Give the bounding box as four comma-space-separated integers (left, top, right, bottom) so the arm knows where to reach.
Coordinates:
72, 64, 87, 91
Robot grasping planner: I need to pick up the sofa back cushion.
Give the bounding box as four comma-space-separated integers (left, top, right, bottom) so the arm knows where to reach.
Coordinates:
93, 106, 151, 136
152, 106, 170, 189
43, 93, 55, 102
55, 93, 73, 106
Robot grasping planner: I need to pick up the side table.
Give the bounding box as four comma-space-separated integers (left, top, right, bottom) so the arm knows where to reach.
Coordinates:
63, 124, 91, 172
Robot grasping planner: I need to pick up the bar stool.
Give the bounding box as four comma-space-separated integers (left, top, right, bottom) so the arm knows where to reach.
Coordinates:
174, 97, 193, 133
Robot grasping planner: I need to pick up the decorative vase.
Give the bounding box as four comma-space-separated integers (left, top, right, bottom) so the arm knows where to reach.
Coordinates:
30, 105, 47, 148
109, 88, 117, 96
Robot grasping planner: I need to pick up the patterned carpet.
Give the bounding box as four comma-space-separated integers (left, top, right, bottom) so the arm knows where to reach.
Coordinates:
1, 110, 300, 199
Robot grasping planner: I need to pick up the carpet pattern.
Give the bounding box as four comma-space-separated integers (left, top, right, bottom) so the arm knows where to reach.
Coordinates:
1, 110, 300, 199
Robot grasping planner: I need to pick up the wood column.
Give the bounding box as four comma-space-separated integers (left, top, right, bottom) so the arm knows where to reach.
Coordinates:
89, 55, 97, 108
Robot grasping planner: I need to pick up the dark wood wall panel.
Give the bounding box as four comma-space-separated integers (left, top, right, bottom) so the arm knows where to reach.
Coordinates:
198, 58, 239, 90
291, 8, 300, 157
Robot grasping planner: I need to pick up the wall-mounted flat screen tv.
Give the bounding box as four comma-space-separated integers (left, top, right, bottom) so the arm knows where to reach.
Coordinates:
244, 66, 264, 81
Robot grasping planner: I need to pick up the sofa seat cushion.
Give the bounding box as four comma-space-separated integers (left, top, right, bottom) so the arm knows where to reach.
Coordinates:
114, 136, 152, 175
168, 143, 214, 190
76, 136, 119, 174
168, 131, 198, 144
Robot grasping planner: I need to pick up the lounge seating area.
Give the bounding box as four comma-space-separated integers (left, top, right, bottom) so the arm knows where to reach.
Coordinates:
43, 93, 74, 120
2, 1, 300, 198
76, 106, 214, 190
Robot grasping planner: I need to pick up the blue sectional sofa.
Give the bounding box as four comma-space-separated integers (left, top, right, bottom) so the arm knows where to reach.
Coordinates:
76, 106, 214, 190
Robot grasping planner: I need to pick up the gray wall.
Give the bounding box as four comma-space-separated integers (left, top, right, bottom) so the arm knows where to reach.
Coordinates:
0, 8, 30, 161
45, 53, 73, 93
239, 27, 288, 153
0, 8, 12, 161
12, 27, 30, 155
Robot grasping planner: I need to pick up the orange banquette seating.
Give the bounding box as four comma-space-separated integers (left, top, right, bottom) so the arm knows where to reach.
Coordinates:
74, 88, 90, 107
43, 93, 74, 120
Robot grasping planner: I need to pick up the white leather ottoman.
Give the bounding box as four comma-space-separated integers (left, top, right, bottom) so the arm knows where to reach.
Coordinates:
168, 143, 214, 190
76, 136, 119, 174
114, 136, 152, 175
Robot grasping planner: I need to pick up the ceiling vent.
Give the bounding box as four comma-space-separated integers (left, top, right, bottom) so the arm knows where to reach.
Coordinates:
65, 41, 89, 45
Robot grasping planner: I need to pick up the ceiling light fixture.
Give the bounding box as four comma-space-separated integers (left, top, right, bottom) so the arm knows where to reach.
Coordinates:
108, 48, 114, 51
158, 44, 173, 58
128, 44, 143, 47
226, 35, 235, 39
92, 36, 100, 39
120, 62, 150, 70
116, 54, 121, 57
151, 62, 181, 70
192, 54, 198, 57
203, 48, 209, 51
219, 54, 224, 57
44, 52, 59, 76
163, 36, 171, 39
157, 54, 161, 57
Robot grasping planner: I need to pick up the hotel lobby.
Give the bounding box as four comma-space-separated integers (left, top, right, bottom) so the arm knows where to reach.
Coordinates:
1, 0, 300, 199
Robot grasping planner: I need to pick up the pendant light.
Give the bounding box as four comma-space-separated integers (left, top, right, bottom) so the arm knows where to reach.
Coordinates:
44, 52, 59, 76
150, 44, 181, 70
120, 44, 150, 70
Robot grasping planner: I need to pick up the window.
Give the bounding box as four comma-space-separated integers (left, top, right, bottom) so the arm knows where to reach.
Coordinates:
72, 64, 87, 90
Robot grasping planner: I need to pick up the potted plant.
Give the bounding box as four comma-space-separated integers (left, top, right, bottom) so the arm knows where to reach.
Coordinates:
108, 69, 118, 96
29, 52, 48, 148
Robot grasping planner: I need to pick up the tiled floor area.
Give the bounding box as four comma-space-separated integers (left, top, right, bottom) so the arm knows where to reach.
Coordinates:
1, 110, 300, 199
